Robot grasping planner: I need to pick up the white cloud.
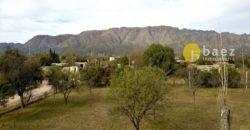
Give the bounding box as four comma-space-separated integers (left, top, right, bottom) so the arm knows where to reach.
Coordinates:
0, 0, 250, 43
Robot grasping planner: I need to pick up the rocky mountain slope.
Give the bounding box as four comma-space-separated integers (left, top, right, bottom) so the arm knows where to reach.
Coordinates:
1, 26, 250, 55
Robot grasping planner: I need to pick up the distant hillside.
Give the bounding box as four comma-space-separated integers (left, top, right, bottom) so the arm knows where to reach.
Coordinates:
1, 26, 250, 55
21, 34, 74, 54
0, 43, 23, 54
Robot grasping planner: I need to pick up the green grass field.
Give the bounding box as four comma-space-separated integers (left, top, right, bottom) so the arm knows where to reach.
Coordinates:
1, 85, 250, 130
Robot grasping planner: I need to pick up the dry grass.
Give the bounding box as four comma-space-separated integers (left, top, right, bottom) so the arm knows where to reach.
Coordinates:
0, 84, 250, 130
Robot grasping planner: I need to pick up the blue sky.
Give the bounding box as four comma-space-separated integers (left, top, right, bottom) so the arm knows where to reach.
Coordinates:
0, 0, 250, 43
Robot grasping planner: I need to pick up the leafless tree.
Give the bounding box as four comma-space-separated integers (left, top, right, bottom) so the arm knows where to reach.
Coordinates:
218, 33, 231, 130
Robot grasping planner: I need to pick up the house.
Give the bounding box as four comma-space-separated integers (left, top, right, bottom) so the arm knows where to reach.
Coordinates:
69, 66, 79, 73
189, 63, 235, 72
175, 56, 185, 64
195, 64, 220, 71
75, 62, 87, 69
109, 57, 115, 62
117, 64, 121, 68
62, 66, 79, 73
51, 63, 68, 66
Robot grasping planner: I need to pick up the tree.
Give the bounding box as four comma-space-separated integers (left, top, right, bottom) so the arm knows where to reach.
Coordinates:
188, 67, 201, 107
174, 66, 189, 84
59, 72, 79, 104
116, 56, 129, 66
49, 48, 60, 63
131, 52, 143, 68
228, 68, 241, 88
39, 53, 52, 66
209, 69, 221, 87
0, 73, 15, 106
110, 67, 167, 130
46, 67, 62, 99
81, 66, 112, 94
218, 33, 231, 130
0, 49, 43, 108
143, 44, 175, 74
34, 49, 60, 66
196, 70, 220, 87
76, 56, 88, 62
47, 67, 79, 104
64, 48, 77, 65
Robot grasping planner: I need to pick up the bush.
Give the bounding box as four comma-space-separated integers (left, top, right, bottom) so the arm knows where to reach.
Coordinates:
0, 80, 15, 106
228, 68, 241, 88
81, 66, 113, 87
195, 68, 240, 88
195, 70, 220, 88
116, 56, 129, 66
174, 67, 220, 88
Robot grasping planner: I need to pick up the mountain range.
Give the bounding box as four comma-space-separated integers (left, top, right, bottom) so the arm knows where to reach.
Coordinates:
1, 26, 250, 55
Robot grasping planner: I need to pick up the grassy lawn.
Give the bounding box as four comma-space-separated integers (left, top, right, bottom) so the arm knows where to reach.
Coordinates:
0, 85, 250, 130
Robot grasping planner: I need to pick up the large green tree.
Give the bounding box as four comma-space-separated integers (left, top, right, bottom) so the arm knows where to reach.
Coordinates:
110, 67, 167, 130
0, 49, 43, 108
143, 44, 175, 73
0, 73, 15, 106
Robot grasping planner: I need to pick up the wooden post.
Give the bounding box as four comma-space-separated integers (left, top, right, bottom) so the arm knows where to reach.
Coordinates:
246, 71, 248, 89
129, 56, 131, 67
189, 71, 191, 88
220, 106, 231, 130
242, 47, 245, 87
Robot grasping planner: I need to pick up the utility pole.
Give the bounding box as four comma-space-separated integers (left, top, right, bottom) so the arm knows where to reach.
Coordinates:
242, 47, 245, 87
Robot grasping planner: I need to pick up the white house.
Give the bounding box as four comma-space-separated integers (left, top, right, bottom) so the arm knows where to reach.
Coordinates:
69, 66, 79, 73
109, 57, 115, 62
51, 63, 68, 66
62, 66, 79, 73
75, 62, 87, 69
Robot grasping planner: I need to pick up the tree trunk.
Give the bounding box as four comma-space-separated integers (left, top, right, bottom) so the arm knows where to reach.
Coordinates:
89, 85, 92, 95
20, 95, 26, 108
63, 94, 68, 105
172, 78, 176, 86
25, 93, 32, 105
134, 124, 140, 130
193, 90, 196, 108
132, 120, 140, 130
53, 88, 56, 104
220, 105, 231, 130
136, 120, 140, 130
